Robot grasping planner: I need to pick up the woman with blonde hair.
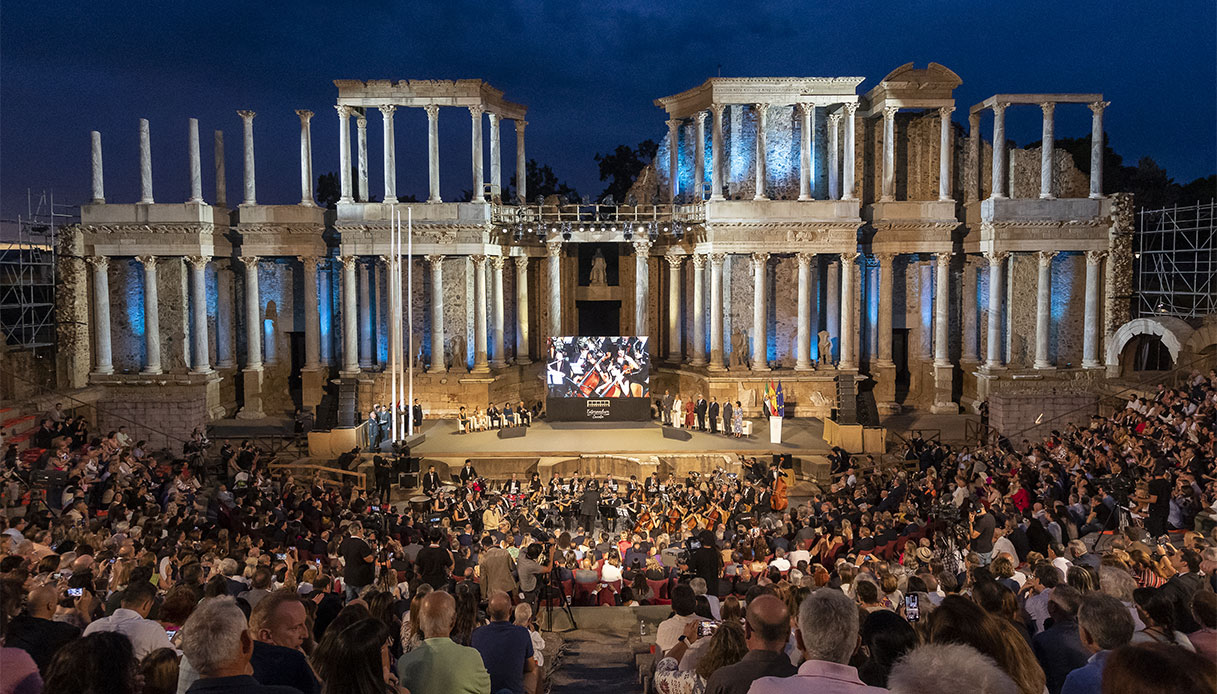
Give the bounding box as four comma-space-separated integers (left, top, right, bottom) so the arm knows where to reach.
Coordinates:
924, 595, 1046, 694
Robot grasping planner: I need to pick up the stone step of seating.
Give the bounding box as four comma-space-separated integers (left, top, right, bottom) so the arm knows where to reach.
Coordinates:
1, 413, 37, 436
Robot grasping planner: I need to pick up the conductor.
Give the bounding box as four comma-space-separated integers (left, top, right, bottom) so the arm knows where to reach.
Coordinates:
579, 480, 600, 532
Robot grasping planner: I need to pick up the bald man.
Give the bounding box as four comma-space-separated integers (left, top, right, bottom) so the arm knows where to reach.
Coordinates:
5, 585, 82, 671
703, 594, 797, 694
472, 591, 537, 694
397, 591, 491, 694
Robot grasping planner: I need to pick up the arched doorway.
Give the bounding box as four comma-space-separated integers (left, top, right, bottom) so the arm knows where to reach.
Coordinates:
1119, 334, 1174, 377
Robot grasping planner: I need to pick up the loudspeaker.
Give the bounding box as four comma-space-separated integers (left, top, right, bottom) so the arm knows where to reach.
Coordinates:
662, 426, 692, 441
398, 473, 418, 489
498, 426, 527, 439
773, 453, 793, 469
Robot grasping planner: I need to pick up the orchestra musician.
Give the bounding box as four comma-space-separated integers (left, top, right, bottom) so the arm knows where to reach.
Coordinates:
422, 465, 442, 497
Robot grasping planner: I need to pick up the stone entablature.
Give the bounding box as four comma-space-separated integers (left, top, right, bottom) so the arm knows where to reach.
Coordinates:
858, 63, 962, 116
333, 79, 527, 120
654, 76, 865, 117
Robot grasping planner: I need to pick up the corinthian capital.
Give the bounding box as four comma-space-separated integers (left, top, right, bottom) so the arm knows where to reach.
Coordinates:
490, 256, 506, 271
1085, 250, 1108, 266
882, 106, 899, 120
85, 255, 110, 271
185, 255, 210, 271
984, 250, 1010, 265
843, 102, 859, 116
424, 104, 439, 120
237, 110, 256, 122
546, 241, 563, 257
1089, 101, 1110, 115
665, 251, 684, 268
425, 254, 445, 267
338, 255, 356, 271
295, 109, 314, 123
335, 104, 352, 118
633, 239, 653, 255
136, 255, 158, 269
1037, 250, 1058, 267
379, 104, 397, 116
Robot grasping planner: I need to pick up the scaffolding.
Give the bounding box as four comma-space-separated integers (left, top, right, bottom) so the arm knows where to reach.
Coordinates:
0, 191, 75, 350
1133, 200, 1217, 319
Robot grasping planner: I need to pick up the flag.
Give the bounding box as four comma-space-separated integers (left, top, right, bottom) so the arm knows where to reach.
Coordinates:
762, 382, 774, 416
775, 382, 785, 418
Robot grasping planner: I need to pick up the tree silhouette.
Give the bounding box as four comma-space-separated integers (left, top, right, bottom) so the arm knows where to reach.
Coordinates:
594, 139, 658, 203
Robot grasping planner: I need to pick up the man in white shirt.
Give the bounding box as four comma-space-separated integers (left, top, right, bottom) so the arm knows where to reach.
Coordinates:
656, 584, 704, 653
83, 581, 174, 659
768, 548, 792, 573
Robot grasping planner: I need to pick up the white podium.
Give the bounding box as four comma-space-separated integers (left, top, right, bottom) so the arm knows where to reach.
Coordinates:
769, 416, 783, 445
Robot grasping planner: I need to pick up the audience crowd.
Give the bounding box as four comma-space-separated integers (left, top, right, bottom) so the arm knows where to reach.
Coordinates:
0, 370, 1214, 694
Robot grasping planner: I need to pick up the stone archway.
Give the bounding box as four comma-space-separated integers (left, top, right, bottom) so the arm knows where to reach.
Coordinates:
1105, 316, 1195, 377
1185, 321, 1217, 372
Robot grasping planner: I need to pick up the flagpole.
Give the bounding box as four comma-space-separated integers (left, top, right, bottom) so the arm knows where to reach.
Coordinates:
390, 209, 399, 443
406, 206, 414, 438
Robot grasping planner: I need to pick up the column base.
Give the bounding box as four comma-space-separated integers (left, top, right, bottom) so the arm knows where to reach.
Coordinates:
141, 368, 163, 376
794, 362, 814, 372
237, 367, 265, 419
190, 367, 214, 376
797, 195, 812, 201
471, 364, 490, 374
750, 366, 771, 373
930, 402, 960, 414
1039, 193, 1056, 200
938, 196, 955, 203
691, 357, 707, 367
490, 360, 506, 369
515, 357, 532, 366
709, 194, 725, 201
1033, 363, 1057, 371
91, 367, 114, 377
427, 197, 442, 204
1082, 360, 1103, 369
753, 195, 769, 202
427, 367, 448, 375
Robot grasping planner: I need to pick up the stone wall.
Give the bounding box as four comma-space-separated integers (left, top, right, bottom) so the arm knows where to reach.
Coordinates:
990, 391, 1097, 443
97, 381, 211, 450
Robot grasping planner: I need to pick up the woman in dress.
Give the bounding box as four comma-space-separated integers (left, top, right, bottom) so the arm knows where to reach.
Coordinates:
732, 401, 743, 438
672, 395, 683, 427
685, 398, 696, 429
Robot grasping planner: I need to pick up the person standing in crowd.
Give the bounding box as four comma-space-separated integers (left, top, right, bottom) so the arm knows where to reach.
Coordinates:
81, 581, 173, 660
181, 596, 300, 694
1061, 594, 1135, 694
3, 584, 82, 672
969, 499, 997, 567
248, 590, 320, 694
412, 399, 424, 431
1031, 586, 1088, 694
703, 594, 796, 694
471, 591, 536, 694
662, 390, 674, 425
397, 591, 491, 694
517, 543, 554, 614
415, 528, 453, 590
339, 523, 375, 601
708, 397, 720, 435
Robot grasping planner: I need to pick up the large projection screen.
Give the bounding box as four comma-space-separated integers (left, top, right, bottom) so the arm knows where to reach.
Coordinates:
545, 336, 651, 421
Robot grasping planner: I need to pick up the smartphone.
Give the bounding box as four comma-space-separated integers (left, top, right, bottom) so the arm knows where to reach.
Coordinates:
275, 553, 287, 561
697, 620, 721, 638
67, 587, 84, 598
165, 628, 179, 639
904, 594, 920, 622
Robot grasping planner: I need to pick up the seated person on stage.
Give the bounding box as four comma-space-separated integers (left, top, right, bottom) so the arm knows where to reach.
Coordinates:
470, 407, 485, 432
422, 465, 443, 496
489, 405, 501, 429
517, 400, 531, 426
503, 402, 515, 428
457, 406, 470, 434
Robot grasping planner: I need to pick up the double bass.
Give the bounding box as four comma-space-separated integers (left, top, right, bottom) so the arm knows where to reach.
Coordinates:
771, 469, 789, 512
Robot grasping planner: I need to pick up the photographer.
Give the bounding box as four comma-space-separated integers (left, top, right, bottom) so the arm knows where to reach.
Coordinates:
518, 541, 554, 614
681, 531, 723, 598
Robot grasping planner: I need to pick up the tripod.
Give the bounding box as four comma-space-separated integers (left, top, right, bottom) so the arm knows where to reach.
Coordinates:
541, 563, 577, 632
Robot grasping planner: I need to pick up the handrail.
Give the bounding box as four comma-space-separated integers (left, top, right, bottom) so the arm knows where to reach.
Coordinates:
268, 461, 367, 490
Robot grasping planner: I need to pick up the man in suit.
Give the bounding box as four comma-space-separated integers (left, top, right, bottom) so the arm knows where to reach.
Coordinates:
422, 465, 442, 496
377, 405, 392, 445
723, 400, 734, 436
708, 397, 720, 434
579, 480, 600, 532
488, 404, 501, 429
459, 460, 478, 484
366, 409, 381, 451
696, 394, 707, 431
661, 390, 674, 425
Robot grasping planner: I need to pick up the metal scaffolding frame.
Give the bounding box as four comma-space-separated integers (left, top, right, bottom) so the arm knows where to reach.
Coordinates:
0, 191, 75, 350
1133, 200, 1217, 319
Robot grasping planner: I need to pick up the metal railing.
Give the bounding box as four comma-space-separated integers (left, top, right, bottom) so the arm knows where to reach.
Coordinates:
491, 202, 706, 227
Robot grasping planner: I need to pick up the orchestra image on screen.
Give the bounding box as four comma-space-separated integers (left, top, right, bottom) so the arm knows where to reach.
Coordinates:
546, 336, 650, 399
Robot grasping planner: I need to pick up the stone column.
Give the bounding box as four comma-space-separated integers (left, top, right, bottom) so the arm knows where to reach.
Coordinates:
214, 130, 227, 207
187, 118, 203, 203
1034, 251, 1057, 369
666, 119, 680, 201
665, 252, 682, 359
290, 110, 315, 206
985, 251, 1007, 368
709, 253, 726, 370
634, 240, 652, 336
135, 255, 162, 374
335, 106, 353, 203
488, 113, 502, 196
87, 257, 113, 375
425, 105, 442, 203
340, 255, 358, 373
547, 242, 562, 337
138, 118, 154, 204
356, 113, 369, 202
514, 256, 531, 364
1039, 103, 1055, 199
186, 256, 210, 373
318, 262, 333, 365
426, 255, 446, 372
241, 256, 262, 368
798, 103, 814, 200
691, 255, 707, 365
216, 265, 234, 368
839, 253, 859, 370
750, 252, 770, 371
826, 258, 841, 360
693, 111, 706, 200
1083, 250, 1106, 368
827, 113, 842, 200
875, 253, 895, 367
514, 120, 527, 203
710, 105, 725, 200
1089, 101, 1109, 198
934, 252, 951, 366
470, 106, 485, 202
358, 262, 373, 368
939, 106, 955, 201
380, 257, 398, 378
753, 103, 769, 201
842, 103, 858, 200
962, 259, 979, 363
881, 106, 898, 201
990, 103, 1008, 199
796, 252, 814, 370
471, 255, 489, 372
379, 105, 397, 203
300, 256, 321, 370
237, 110, 256, 205
490, 256, 506, 368
90, 131, 105, 204
967, 113, 981, 202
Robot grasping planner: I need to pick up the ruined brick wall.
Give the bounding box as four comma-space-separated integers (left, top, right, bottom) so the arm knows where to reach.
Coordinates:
97, 383, 208, 450
990, 391, 1097, 443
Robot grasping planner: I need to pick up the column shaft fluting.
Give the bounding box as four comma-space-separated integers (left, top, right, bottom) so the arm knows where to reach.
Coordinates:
237, 111, 256, 205
842, 104, 858, 200
547, 243, 562, 337
301, 257, 321, 369
985, 252, 1006, 368
472, 255, 489, 372
1040, 103, 1055, 199
991, 104, 1008, 199
89, 257, 113, 374
939, 107, 954, 201
470, 106, 485, 202
666, 254, 682, 359
187, 118, 203, 203
340, 256, 357, 372
796, 253, 813, 370
876, 253, 895, 366
962, 260, 979, 363
514, 120, 527, 203
139, 118, 154, 204
379, 105, 397, 203
490, 256, 505, 368
214, 130, 227, 207
91, 131, 105, 204
1083, 251, 1105, 368
827, 114, 841, 200
358, 262, 372, 368
826, 259, 841, 360
839, 253, 858, 370
426, 105, 441, 203
427, 255, 446, 372
693, 112, 706, 200
489, 113, 502, 196
514, 256, 531, 364
709, 254, 725, 370
753, 104, 769, 200
335, 106, 353, 203
666, 119, 680, 201
242, 256, 262, 369
187, 257, 210, 373
296, 110, 315, 206
798, 103, 813, 200
216, 266, 234, 368
935, 252, 951, 367
881, 106, 898, 201
1034, 251, 1056, 369
751, 253, 770, 370
634, 241, 651, 336
691, 255, 707, 365
1089, 101, 1108, 198
710, 105, 725, 200
356, 114, 368, 201
968, 114, 981, 202
138, 256, 162, 374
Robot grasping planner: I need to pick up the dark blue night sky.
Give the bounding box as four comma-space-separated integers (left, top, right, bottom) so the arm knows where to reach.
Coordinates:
2, 1, 1214, 219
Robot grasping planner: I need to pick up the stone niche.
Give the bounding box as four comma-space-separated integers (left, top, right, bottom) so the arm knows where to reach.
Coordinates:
989, 391, 1097, 443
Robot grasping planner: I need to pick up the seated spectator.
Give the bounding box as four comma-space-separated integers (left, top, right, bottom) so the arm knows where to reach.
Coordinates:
1099, 642, 1216, 694
313, 618, 400, 694
458, 406, 470, 434
749, 588, 886, 693
1031, 585, 1088, 694
655, 618, 746, 693
702, 594, 796, 694
396, 591, 491, 694
1062, 593, 1135, 694
82, 581, 173, 660
140, 648, 181, 694
1187, 590, 1217, 663
249, 590, 319, 694
657, 585, 704, 654
887, 643, 1018, 694
923, 594, 1045, 694
513, 603, 546, 694
471, 591, 536, 694
179, 596, 299, 694
43, 632, 139, 694
4, 584, 82, 672
1131, 587, 1196, 651
857, 609, 918, 688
